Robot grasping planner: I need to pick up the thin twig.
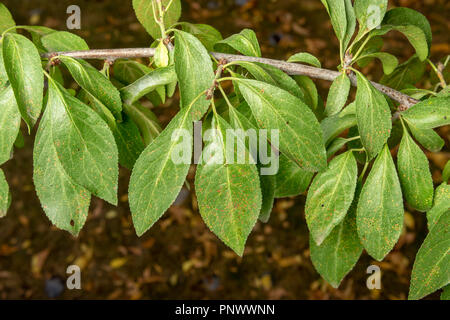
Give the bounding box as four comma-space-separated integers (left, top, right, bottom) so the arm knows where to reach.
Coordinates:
42, 48, 419, 109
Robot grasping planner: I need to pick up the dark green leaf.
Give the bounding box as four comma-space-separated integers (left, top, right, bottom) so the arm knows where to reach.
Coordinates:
401, 97, 450, 129
41, 31, 89, 52
408, 122, 444, 152
132, 0, 181, 39
0, 85, 20, 165
0, 168, 10, 217
355, 0, 388, 32
3, 33, 43, 128
357, 52, 398, 75
409, 211, 449, 300
274, 154, 313, 198
320, 0, 348, 42
427, 183, 449, 229
381, 56, 425, 91
397, 128, 433, 211
124, 103, 162, 145
33, 102, 91, 235
306, 151, 358, 245
326, 73, 351, 116
59, 56, 123, 121
442, 286, 450, 300
259, 171, 275, 223
355, 73, 392, 159
195, 114, 262, 256
237, 79, 327, 172
321, 103, 356, 146
326, 137, 350, 158
214, 29, 261, 57
357, 144, 404, 261
46, 80, 118, 205
287, 52, 321, 68
443, 161, 450, 183
310, 183, 363, 288
180, 22, 223, 51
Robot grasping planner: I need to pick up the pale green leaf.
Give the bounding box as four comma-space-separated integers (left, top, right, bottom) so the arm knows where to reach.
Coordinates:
356, 52, 398, 75
2, 33, 43, 128
408, 122, 444, 152
195, 114, 262, 256
321, 103, 356, 146
355, 73, 392, 159
33, 102, 91, 235
355, 0, 388, 32
46, 80, 118, 205
287, 52, 321, 68
357, 144, 404, 261
293, 75, 319, 113
154, 41, 169, 68
0, 85, 20, 165
326, 73, 351, 116
409, 211, 449, 300
179, 22, 223, 51
214, 29, 261, 57
259, 171, 275, 223
306, 151, 358, 245
427, 183, 449, 229
441, 285, 450, 300
41, 31, 89, 52
132, 0, 181, 39
237, 79, 327, 172
274, 154, 313, 198
326, 137, 350, 158
397, 128, 433, 211
59, 56, 123, 121
0, 3, 15, 34
123, 103, 162, 145
310, 183, 363, 288
0, 168, 10, 217
401, 97, 450, 129
443, 161, 450, 183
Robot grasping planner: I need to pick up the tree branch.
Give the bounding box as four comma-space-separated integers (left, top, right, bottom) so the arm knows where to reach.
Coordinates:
42, 48, 419, 109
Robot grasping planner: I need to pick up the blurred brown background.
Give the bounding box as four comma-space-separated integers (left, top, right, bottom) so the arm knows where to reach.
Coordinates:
0, 0, 448, 299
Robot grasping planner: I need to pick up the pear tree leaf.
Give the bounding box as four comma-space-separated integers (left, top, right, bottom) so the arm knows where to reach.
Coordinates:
408, 122, 444, 152
409, 211, 450, 300
46, 80, 118, 205
325, 72, 351, 116
195, 114, 262, 256
0, 85, 20, 165
0, 3, 15, 34
357, 144, 404, 261
310, 183, 363, 288
356, 52, 399, 75
320, 0, 348, 42
132, 0, 181, 39
237, 79, 327, 172
355, 73, 392, 159
326, 137, 350, 158
33, 102, 91, 235
427, 183, 450, 229
214, 29, 261, 57
258, 170, 275, 223
306, 151, 358, 245
355, 0, 388, 32
124, 103, 162, 146
293, 75, 319, 113
41, 31, 89, 52
2, 33, 43, 128
443, 161, 450, 183
179, 22, 223, 51
274, 154, 314, 198
0, 168, 10, 218
321, 103, 356, 146
401, 97, 450, 129
397, 128, 434, 211
287, 52, 321, 68
381, 56, 425, 91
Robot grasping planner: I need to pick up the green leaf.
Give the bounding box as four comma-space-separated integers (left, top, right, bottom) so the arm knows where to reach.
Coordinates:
320, 0, 348, 42
357, 144, 404, 261
41, 31, 89, 52
123, 103, 162, 145
195, 114, 262, 256
409, 211, 450, 300
46, 80, 118, 205
274, 154, 313, 198
132, 0, 181, 39
325, 73, 351, 116
59, 56, 123, 121
180, 22, 223, 51
443, 161, 450, 183
355, 73, 392, 159
214, 29, 261, 57
401, 97, 450, 129
427, 183, 450, 229
154, 41, 169, 68
355, 0, 388, 32
2, 33, 43, 128
0, 168, 10, 217
0, 3, 15, 34
0, 85, 20, 165
306, 151, 358, 245
342, 0, 356, 51
327, 137, 350, 158
382, 7, 432, 51
310, 183, 363, 288
397, 128, 433, 211
174, 30, 215, 112
321, 103, 356, 146
408, 122, 444, 152
381, 56, 425, 91
237, 79, 327, 172
442, 286, 450, 300
259, 171, 275, 223
120, 65, 177, 104
356, 52, 398, 75
287, 52, 321, 68
293, 75, 319, 113
33, 101, 91, 235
